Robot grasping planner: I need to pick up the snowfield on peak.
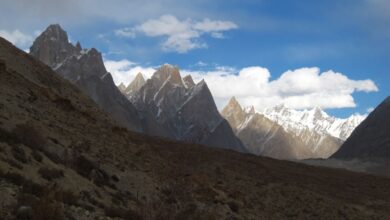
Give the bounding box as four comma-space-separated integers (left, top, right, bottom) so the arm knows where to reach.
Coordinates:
263, 104, 366, 141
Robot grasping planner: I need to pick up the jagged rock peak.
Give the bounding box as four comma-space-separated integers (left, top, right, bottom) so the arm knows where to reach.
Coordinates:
152, 64, 183, 86
44, 24, 68, 40
30, 24, 77, 68
134, 72, 145, 83
245, 106, 256, 115
226, 97, 242, 111
273, 103, 287, 112
75, 41, 82, 52
125, 72, 146, 94
118, 82, 126, 92
312, 106, 328, 120
183, 75, 195, 88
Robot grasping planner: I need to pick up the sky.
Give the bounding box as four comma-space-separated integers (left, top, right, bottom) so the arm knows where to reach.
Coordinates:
0, 0, 389, 118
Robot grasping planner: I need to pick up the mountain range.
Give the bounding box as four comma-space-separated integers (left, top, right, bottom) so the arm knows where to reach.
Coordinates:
2, 34, 390, 219
125, 65, 246, 152
30, 24, 245, 153
221, 97, 365, 160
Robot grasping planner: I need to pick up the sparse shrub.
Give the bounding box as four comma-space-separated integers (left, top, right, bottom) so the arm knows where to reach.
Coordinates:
21, 180, 44, 197
104, 206, 142, 220
42, 150, 62, 164
12, 124, 46, 150
2, 171, 25, 186
0, 171, 44, 197
54, 189, 79, 206
71, 155, 96, 177
7, 158, 23, 169
31, 150, 43, 162
31, 194, 65, 220
12, 146, 28, 163
70, 155, 111, 187
111, 174, 120, 182
112, 126, 127, 134
0, 127, 19, 145
53, 97, 76, 112
227, 201, 240, 213
38, 167, 64, 181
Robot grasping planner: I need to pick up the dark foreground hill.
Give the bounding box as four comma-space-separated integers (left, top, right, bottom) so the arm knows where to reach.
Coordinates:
1, 37, 390, 219
332, 96, 390, 160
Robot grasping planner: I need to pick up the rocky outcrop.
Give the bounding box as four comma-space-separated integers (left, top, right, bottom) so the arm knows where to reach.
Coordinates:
332, 97, 390, 160
129, 64, 246, 152
30, 24, 143, 132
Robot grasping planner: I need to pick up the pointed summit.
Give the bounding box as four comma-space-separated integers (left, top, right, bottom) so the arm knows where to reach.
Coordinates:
183, 75, 195, 88
310, 106, 328, 120
245, 106, 256, 115
227, 97, 242, 110
30, 24, 78, 68
125, 72, 146, 94
75, 41, 82, 52
221, 97, 246, 130
152, 64, 183, 86
118, 82, 126, 93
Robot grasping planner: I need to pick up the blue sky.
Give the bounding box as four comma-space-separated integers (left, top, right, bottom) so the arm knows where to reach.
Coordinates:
0, 0, 389, 118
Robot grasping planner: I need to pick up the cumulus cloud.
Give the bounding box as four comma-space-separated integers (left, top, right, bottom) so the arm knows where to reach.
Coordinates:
104, 59, 156, 85
183, 66, 378, 110
116, 14, 237, 53
114, 28, 136, 38
0, 29, 34, 48
106, 59, 378, 111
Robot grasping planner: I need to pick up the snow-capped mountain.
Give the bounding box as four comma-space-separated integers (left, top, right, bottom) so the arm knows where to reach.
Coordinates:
222, 98, 343, 160
263, 104, 366, 141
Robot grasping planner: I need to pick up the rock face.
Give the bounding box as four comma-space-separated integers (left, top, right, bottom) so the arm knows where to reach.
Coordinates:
30, 24, 143, 132
123, 72, 145, 95
129, 64, 246, 152
332, 97, 390, 160
222, 97, 313, 160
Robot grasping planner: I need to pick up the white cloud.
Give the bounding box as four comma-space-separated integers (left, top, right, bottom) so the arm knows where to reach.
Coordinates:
183, 66, 378, 110
106, 59, 378, 111
194, 18, 238, 32
0, 29, 34, 48
116, 14, 237, 53
104, 59, 156, 85
114, 28, 136, 38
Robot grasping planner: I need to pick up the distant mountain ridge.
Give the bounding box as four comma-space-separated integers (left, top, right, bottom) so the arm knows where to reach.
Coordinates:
222, 98, 364, 159
263, 104, 366, 141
